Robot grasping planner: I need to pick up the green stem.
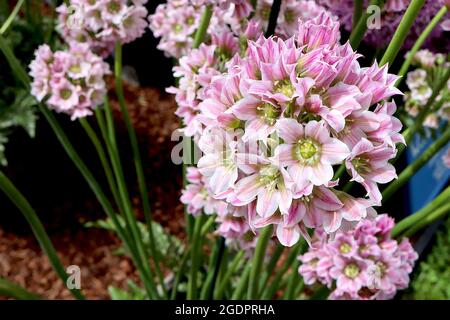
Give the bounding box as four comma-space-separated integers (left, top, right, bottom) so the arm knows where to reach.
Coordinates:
193, 5, 213, 49
0, 172, 85, 300
382, 128, 450, 203
392, 186, 450, 237
170, 247, 190, 300
396, 6, 448, 86
261, 243, 302, 299
231, 263, 251, 300
200, 237, 227, 300
114, 43, 166, 298
333, 164, 346, 181
187, 215, 206, 299
403, 202, 450, 238
379, 0, 426, 67
79, 118, 124, 219
0, 0, 24, 34
349, 0, 384, 49
352, 0, 364, 29
259, 244, 285, 291
283, 261, 302, 299
214, 250, 245, 299
0, 278, 42, 300
248, 225, 273, 299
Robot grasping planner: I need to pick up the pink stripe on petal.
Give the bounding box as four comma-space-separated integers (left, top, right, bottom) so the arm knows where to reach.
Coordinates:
276, 224, 300, 247
256, 188, 281, 218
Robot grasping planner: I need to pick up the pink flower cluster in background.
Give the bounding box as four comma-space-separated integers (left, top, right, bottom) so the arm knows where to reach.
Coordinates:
404, 50, 450, 129
29, 44, 110, 120
149, 0, 331, 58
180, 13, 404, 247
319, 0, 450, 53
299, 214, 418, 300
57, 0, 149, 57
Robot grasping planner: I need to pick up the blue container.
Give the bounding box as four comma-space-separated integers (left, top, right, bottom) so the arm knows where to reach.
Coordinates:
406, 130, 450, 214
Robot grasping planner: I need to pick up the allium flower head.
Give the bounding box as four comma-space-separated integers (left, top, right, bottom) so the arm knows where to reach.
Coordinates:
29, 43, 110, 120
57, 0, 149, 57
299, 214, 418, 300
186, 13, 403, 247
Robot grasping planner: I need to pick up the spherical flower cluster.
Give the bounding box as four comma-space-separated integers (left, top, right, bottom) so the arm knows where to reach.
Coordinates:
404, 50, 449, 129
149, 0, 331, 58
29, 43, 110, 120
298, 214, 418, 300
189, 13, 403, 247
318, 0, 450, 52
57, 0, 149, 57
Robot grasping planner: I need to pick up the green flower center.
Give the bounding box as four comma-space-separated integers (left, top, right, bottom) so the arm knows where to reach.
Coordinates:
186, 17, 195, 25
375, 261, 387, 277
339, 242, 352, 254
351, 157, 370, 174
294, 139, 319, 162
284, 10, 295, 23
274, 79, 295, 98
344, 263, 360, 279
69, 64, 81, 74
174, 24, 183, 33
257, 103, 281, 126
258, 165, 281, 187
261, 6, 271, 20
107, 1, 121, 13
60, 88, 73, 100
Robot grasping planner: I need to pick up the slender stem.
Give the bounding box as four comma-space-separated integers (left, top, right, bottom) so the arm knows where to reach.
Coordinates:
396, 6, 448, 86
349, 0, 384, 49
259, 244, 285, 291
200, 237, 226, 300
248, 225, 273, 299
231, 263, 251, 300
114, 43, 166, 297
214, 250, 245, 299
79, 118, 124, 219
392, 186, 450, 237
0, 0, 24, 34
382, 128, 450, 203
265, 0, 282, 37
0, 172, 85, 300
333, 163, 346, 181
170, 247, 190, 300
403, 202, 450, 238
193, 5, 213, 49
352, 0, 364, 29
379, 0, 426, 67
187, 214, 206, 299
261, 243, 302, 299
283, 261, 302, 299
0, 278, 42, 300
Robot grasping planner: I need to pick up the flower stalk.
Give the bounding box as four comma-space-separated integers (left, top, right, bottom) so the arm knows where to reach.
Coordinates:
382, 128, 450, 203
396, 6, 448, 85
248, 225, 273, 299
349, 0, 384, 49
380, 0, 426, 67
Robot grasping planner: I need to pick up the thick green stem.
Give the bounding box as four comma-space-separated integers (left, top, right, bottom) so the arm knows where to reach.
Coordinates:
200, 237, 226, 300
261, 243, 302, 299
231, 263, 251, 300
352, 0, 364, 29
248, 225, 273, 299
382, 128, 450, 203
0, 0, 24, 34
349, 0, 384, 49
114, 43, 166, 297
214, 250, 245, 299
283, 261, 301, 299
396, 6, 448, 85
380, 0, 426, 67
392, 186, 450, 237
0, 172, 85, 300
0, 278, 42, 300
187, 214, 206, 299
193, 5, 213, 49
259, 244, 285, 290
403, 202, 450, 237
